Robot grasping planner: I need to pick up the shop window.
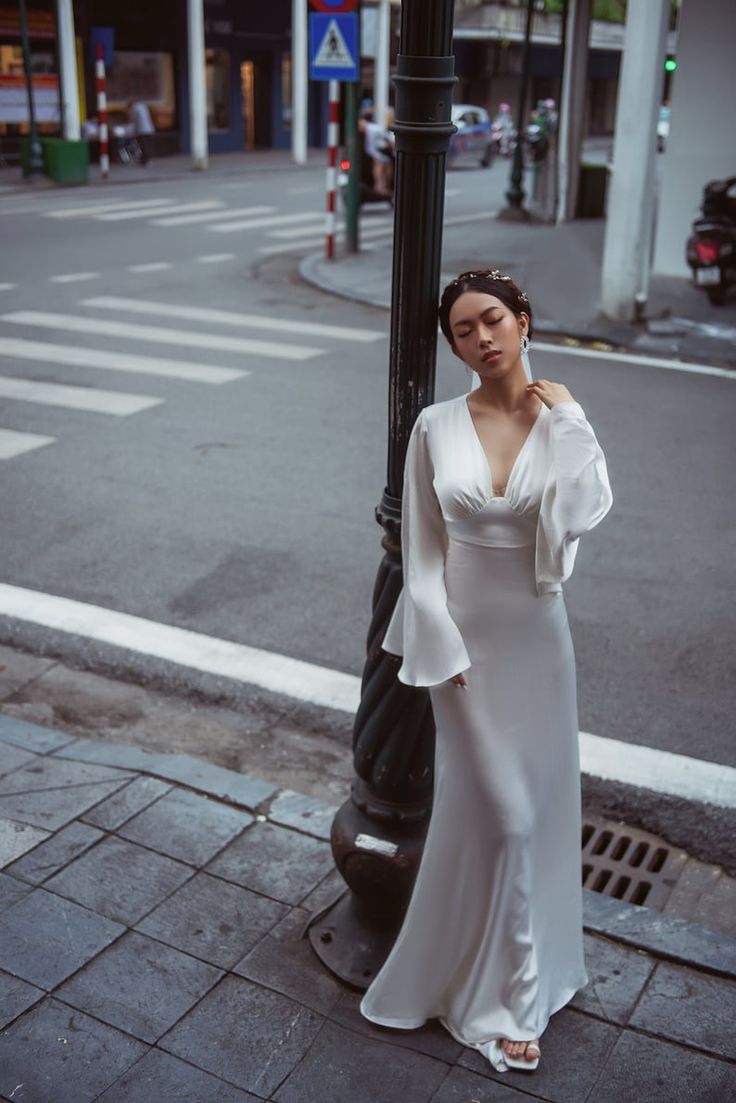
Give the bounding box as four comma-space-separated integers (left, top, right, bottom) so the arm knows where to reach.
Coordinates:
206, 49, 229, 131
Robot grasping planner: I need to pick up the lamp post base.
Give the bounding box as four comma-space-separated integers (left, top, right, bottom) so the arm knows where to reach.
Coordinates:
307, 888, 407, 990
497, 205, 532, 222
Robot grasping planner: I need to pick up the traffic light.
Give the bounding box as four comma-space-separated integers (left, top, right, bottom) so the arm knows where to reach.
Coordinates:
664, 57, 677, 73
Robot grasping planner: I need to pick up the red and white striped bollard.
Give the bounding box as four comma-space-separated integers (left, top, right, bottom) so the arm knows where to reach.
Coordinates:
325, 79, 340, 260
95, 43, 109, 180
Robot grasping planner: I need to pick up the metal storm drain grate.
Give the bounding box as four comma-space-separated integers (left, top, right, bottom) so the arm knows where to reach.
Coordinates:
581, 815, 688, 909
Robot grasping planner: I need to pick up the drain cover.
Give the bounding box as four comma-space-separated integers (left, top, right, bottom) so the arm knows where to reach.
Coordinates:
582, 815, 688, 909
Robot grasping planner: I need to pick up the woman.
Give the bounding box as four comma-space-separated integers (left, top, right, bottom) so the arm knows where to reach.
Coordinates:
359, 270, 613, 1073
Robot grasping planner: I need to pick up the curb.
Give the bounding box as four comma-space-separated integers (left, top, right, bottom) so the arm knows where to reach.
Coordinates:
298, 251, 736, 373
3, 713, 735, 983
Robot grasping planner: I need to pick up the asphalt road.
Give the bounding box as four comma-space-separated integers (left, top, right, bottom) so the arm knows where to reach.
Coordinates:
1, 158, 734, 782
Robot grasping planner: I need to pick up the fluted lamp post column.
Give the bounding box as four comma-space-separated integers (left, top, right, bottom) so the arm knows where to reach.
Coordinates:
307, 0, 457, 989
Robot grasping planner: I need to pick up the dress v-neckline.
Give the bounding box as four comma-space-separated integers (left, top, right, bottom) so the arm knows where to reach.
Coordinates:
463, 395, 544, 499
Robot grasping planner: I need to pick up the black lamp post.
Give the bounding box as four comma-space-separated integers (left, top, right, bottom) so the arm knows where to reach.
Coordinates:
499, 0, 535, 219
307, 0, 457, 989
19, 0, 44, 177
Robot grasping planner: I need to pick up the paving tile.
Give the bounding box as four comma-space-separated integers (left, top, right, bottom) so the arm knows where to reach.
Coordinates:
0, 969, 44, 1028
630, 961, 736, 1060
571, 933, 656, 1024
160, 974, 323, 1096
206, 820, 334, 905
458, 1008, 620, 1103
268, 789, 339, 841
55, 738, 277, 808
136, 870, 287, 969
0, 870, 31, 912
0, 997, 147, 1103
429, 1066, 533, 1102
97, 1048, 262, 1102
0, 816, 50, 868
118, 786, 253, 865
82, 776, 172, 830
0, 714, 75, 753
328, 988, 463, 1064
299, 865, 347, 916
273, 1018, 448, 1103
7, 820, 103, 884
57, 930, 222, 1043
586, 1029, 736, 1103
45, 834, 193, 925
0, 741, 38, 777
0, 887, 124, 989
0, 755, 133, 832
234, 905, 345, 1015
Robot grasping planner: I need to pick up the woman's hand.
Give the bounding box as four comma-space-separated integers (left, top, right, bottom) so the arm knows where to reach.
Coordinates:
449, 673, 468, 689
525, 379, 574, 408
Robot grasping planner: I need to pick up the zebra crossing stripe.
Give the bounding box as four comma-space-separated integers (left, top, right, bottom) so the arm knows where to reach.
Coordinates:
0, 428, 55, 460
196, 254, 236, 264
208, 211, 324, 233
97, 200, 225, 222
1, 311, 323, 361
128, 262, 172, 273
46, 198, 176, 219
0, 375, 162, 416
151, 205, 275, 228
50, 272, 100, 284
82, 296, 384, 343
0, 337, 247, 384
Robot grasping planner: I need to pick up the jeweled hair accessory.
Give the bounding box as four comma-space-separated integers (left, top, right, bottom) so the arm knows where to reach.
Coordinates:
447, 268, 529, 304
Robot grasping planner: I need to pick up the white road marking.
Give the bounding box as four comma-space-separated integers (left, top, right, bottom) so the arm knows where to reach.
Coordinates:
257, 237, 328, 256
127, 262, 172, 273
208, 211, 324, 233
0, 376, 162, 416
534, 340, 736, 381
0, 336, 247, 384
1, 311, 323, 361
0, 284, 16, 291
152, 205, 274, 228
97, 200, 224, 222
0, 581, 734, 809
0, 428, 55, 460
46, 198, 176, 219
50, 272, 99, 284
197, 253, 237, 264
83, 296, 384, 343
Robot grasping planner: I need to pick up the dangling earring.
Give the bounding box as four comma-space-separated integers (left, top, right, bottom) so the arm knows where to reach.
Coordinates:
520, 334, 532, 383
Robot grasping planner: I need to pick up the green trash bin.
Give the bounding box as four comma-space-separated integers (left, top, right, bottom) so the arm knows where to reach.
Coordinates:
42, 138, 89, 185
576, 162, 608, 219
19, 137, 89, 184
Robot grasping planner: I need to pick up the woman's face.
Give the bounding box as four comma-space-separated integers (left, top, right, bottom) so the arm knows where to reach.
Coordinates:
448, 291, 528, 378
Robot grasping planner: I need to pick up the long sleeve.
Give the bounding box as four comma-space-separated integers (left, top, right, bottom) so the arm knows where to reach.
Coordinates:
383, 412, 471, 686
535, 401, 613, 591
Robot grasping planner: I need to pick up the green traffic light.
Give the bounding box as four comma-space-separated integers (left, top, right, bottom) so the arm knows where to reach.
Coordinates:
665, 58, 677, 72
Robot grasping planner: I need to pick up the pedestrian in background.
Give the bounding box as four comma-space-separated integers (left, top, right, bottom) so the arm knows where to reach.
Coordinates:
127, 99, 155, 166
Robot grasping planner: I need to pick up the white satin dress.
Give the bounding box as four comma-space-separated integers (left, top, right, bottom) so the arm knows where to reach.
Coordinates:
359, 394, 613, 1071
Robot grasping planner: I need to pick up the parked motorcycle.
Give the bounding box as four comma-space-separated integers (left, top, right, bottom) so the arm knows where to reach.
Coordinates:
685, 176, 736, 306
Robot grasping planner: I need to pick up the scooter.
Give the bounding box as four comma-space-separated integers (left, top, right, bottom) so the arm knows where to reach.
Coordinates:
685, 177, 736, 306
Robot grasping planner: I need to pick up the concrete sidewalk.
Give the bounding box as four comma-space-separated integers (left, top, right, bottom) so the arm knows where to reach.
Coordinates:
1, 712, 734, 1102
301, 212, 736, 370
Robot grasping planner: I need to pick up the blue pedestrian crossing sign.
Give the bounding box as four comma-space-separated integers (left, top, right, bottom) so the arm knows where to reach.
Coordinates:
309, 12, 359, 82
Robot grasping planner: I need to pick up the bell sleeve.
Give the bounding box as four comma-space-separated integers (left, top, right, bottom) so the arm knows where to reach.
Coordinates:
536, 401, 613, 591
382, 411, 471, 687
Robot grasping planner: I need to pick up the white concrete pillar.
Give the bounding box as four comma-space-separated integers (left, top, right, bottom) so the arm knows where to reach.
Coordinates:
56, 0, 80, 140
292, 0, 308, 164
653, 0, 736, 276
373, 0, 391, 128
601, 0, 669, 320
187, 0, 208, 170
556, 0, 591, 223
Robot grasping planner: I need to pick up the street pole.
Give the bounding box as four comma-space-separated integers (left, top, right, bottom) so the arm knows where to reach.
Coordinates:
344, 80, 360, 253
18, 0, 44, 177
499, 0, 534, 219
56, 0, 80, 141
187, 0, 208, 170
308, 0, 456, 989
292, 0, 308, 165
